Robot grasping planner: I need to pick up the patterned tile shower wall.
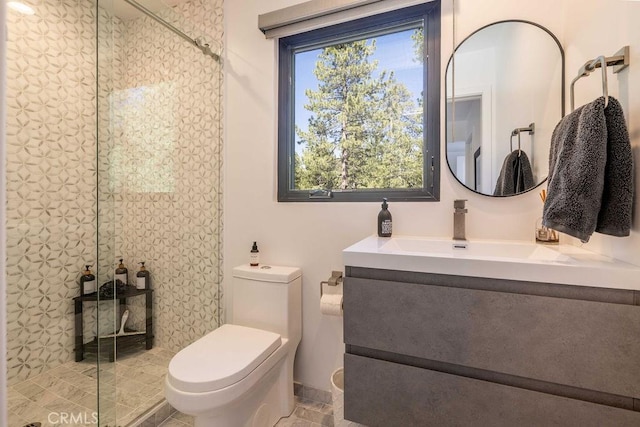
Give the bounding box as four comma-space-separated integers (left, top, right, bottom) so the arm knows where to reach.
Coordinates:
112, 0, 224, 351
5, 0, 224, 384
5, 0, 99, 384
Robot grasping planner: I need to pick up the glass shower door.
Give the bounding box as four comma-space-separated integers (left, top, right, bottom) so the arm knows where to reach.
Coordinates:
4, 0, 116, 425
95, 0, 223, 425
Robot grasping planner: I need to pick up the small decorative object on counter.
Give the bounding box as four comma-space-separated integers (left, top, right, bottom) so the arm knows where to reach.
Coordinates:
250, 241, 260, 266
378, 198, 392, 237
136, 262, 151, 290
80, 265, 96, 295
536, 218, 559, 244
115, 258, 128, 285
537, 189, 559, 244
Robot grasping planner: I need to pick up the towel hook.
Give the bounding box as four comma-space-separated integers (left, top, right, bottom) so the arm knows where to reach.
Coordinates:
510, 123, 535, 156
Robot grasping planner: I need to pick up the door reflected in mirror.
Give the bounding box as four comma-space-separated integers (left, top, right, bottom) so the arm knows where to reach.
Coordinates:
446, 20, 564, 197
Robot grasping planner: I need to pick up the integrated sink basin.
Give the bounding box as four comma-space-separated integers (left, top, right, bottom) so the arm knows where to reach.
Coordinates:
343, 235, 640, 290
380, 236, 573, 262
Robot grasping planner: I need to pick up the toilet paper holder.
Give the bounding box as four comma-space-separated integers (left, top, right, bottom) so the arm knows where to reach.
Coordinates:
320, 271, 343, 296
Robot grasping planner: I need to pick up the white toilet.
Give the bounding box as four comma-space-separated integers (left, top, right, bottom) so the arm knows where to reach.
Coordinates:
165, 264, 302, 427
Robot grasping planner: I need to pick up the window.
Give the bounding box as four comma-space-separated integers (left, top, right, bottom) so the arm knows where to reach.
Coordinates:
277, 2, 441, 202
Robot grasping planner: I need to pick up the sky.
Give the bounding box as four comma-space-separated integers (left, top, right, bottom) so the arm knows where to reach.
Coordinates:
293, 28, 423, 152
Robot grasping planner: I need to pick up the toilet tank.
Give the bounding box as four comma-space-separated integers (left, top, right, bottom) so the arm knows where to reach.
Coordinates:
232, 264, 302, 343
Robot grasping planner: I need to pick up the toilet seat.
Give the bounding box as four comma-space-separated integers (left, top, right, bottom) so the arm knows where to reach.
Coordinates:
168, 324, 282, 393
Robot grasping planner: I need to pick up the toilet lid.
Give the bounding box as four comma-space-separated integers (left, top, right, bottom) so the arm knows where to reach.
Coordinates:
168, 324, 282, 393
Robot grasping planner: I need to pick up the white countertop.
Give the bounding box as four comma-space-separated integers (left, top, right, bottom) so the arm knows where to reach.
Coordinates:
343, 235, 640, 291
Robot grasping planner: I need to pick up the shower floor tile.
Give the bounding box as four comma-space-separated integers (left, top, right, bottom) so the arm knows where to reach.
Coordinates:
7, 347, 175, 427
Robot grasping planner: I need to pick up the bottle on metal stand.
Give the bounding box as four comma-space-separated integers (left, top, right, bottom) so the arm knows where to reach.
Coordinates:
80, 265, 96, 295
136, 262, 151, 290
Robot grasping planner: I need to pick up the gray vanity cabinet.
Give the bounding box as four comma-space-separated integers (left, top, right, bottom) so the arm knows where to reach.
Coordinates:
343, 266, 640, 427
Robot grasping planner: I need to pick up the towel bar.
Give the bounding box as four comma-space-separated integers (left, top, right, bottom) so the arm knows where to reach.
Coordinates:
570, 46, 629, 111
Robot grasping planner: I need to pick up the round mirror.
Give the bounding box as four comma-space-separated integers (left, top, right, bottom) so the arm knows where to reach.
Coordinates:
446, 20, 564, 196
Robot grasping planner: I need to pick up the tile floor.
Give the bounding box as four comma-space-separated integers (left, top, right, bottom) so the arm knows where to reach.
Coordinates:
7, 347, 175, 427
7, 346, 335, 427
275, 395, 334, 427
157, 394, 334, 427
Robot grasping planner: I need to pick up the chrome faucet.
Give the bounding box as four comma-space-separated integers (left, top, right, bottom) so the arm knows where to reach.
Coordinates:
453, 199, 468, 241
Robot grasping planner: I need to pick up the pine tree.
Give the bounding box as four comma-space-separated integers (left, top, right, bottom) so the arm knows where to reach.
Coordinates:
295, 38, 422, 190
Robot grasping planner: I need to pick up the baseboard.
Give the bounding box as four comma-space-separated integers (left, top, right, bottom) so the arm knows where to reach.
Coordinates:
293, 381, 332, 405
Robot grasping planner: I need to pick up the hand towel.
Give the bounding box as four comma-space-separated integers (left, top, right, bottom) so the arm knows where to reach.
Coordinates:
493, 150, 534, 196
595, 97, 633, 237
543, 97, 607, 243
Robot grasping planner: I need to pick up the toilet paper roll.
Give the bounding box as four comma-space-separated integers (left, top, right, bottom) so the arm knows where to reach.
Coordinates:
321, 293, 343, 316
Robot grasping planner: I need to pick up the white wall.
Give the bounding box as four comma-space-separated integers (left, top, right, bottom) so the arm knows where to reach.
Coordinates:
224, 0, 640, 392
561, 0, 640, 266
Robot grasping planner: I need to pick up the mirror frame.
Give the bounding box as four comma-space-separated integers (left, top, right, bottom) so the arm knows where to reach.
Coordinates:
445, 20, 565, 197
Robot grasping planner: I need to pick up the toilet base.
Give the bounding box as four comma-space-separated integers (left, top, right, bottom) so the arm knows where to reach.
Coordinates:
193, 353, 295, 427
166, 331, 300, 427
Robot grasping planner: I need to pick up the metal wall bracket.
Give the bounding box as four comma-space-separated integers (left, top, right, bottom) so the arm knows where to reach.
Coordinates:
320, 270, 343, 296
612, 46, 630, 74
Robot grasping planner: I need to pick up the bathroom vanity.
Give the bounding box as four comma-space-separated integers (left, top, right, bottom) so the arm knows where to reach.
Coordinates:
343, 236, 640, 426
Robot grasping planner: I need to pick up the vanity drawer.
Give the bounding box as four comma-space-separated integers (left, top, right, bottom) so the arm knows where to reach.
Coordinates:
344, 276, 640, 398
344, 353, 640, 427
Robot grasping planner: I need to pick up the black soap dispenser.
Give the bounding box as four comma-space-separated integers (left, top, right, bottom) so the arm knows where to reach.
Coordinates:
80, 265, 96, 295
115, 258, 128, 285
250, 242, 260, 266
378, 198, 392, 237
136, 262, 150, 290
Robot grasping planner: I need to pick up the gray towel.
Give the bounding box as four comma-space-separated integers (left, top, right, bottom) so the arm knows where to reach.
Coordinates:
493, 150, 534, 196
596, 97, 633, 237
543, 96, 632, 242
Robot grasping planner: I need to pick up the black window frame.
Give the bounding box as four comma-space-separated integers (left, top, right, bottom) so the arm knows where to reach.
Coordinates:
277, 1, 441, 202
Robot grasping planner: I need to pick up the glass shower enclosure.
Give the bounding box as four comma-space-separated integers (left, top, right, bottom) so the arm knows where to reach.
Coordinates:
5, 0, 222, 425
